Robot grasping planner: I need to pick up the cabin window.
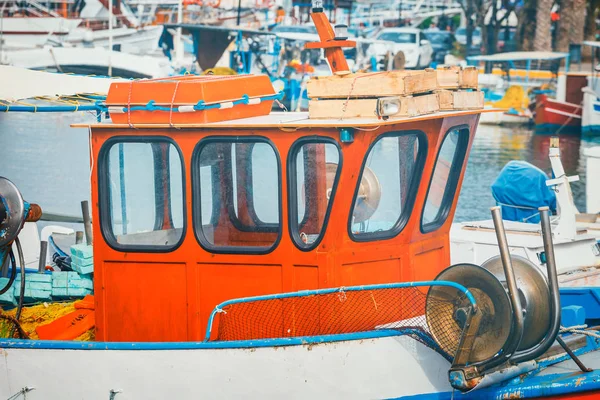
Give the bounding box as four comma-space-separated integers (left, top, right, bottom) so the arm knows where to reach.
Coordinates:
193, 137, 281, 253
289, 138, 342, 250
100, 138, 185, 251
421, 127, 470, 233
349, 132, 425, 241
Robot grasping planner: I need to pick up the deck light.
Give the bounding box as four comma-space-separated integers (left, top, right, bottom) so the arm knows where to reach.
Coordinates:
377, 97, 400, 118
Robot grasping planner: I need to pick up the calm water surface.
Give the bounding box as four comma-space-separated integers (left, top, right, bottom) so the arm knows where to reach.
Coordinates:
1, 111, 600, 222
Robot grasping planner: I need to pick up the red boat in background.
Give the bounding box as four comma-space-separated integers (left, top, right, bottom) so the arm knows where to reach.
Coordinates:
535, 93, 582, 133
534, 72, 587, 134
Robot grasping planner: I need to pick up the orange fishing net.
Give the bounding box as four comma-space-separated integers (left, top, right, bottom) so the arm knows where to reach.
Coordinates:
0, 302, 94, 341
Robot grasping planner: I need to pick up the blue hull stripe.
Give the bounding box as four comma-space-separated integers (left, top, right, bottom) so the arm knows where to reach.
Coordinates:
0, 329, 422, 351
582, 125, 600, 136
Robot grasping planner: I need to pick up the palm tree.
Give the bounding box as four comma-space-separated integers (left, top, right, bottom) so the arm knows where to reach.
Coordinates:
534, 0, 552, 51
516, 0, 537, 51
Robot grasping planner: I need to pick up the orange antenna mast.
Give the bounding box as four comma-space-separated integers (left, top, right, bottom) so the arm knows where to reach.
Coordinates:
306, 0, 356, 74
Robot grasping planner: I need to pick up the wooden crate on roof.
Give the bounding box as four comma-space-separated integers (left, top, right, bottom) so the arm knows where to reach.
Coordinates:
436, 90, 484, 110
306, 68, 437, 99
307, 67, 483, 119
308, 93, 440, 119
436, 65, 479, 89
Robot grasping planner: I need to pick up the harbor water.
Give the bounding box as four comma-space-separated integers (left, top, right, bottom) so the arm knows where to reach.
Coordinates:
1, 111, 600, 223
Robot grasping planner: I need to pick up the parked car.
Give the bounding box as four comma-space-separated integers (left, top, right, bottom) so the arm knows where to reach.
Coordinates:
424, 30, 456, 63
374, 27, 433, 69
455, 27, 482, 46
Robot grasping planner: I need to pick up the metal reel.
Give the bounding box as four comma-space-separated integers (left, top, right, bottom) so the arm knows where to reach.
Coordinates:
0, 177, 25, 248
481, 255, 550, 351
426, 263, 513, 363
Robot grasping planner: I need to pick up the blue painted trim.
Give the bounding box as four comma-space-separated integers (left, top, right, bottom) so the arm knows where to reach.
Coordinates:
395, 334, 600, 399
0, 329, 413, 351
397, 369, 600, 399
204, 281, 477, 341
535, 123, 581, 135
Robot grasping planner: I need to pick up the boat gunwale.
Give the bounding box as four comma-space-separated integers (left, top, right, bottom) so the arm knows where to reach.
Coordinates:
0, 329, 424, 351
70, 109, 497, 130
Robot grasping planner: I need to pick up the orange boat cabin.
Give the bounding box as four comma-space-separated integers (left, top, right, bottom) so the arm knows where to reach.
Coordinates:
89, 110, 479, 342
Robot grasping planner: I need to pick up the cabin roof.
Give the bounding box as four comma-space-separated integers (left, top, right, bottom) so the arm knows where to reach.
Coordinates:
72, 109, 493, 130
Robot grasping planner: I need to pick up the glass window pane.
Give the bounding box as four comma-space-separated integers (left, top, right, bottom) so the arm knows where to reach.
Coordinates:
350, 134, 420, 237
252, 143, 279, 224
292, 142, 340, 248
194, 140, 281, 252
421, 128, 468, 231
106, 141, 184, 248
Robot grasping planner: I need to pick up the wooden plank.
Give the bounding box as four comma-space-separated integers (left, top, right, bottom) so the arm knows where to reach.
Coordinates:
306, 69, 437, 99
308, 93, 440, 119
436, 65, 479, 89
436, 90, 484, 110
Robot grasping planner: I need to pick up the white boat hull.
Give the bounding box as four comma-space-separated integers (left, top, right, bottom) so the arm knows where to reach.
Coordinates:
2, 47, 172, 78
479, 109, 531, 125
0, 335, 450, 399
582, 85, 600, 136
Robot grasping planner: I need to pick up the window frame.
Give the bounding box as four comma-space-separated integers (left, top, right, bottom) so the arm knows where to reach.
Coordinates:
98, 136, 187, 253
347, 130, 428, 242
420, 125, 470, 234
192, 136, 283, 255
287, 136, 343, 252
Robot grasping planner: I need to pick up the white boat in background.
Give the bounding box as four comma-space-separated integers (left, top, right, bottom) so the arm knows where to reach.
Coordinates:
2, 47, 172, 78
0, 0, 160, 54
468, 51, 570, 126
479, 106, 532, 124
0, 16, 82, 37
451, 138, 600, 286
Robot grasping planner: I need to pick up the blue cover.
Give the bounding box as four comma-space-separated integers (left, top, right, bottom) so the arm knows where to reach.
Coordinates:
491, 160, 556, 223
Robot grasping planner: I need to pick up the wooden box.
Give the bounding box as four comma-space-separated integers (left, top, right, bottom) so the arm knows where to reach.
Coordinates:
308, 93, 440, 119
436, 90, 484, 110
307, 69, 437, 99
436, 66, 479, 89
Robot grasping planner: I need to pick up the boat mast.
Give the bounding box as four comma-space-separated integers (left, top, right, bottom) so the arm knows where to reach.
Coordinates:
108, 0, 113, 76
175, 0, 183, 65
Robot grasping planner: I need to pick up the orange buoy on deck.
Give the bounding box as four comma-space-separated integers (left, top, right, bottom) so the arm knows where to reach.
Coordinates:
106, 75, 279, 125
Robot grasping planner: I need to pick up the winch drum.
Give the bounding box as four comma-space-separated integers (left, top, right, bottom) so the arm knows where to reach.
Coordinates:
426, 255, 551, 364
481, 255, 551, 351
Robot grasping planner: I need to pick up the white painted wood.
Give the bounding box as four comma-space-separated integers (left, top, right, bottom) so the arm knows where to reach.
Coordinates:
547, 145, 579, 240
0, 336, 451, 399
585, 147, 600, 214
450, 221, 600, 276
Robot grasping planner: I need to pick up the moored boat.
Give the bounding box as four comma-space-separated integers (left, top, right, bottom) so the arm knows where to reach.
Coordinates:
4, 7, 600, 399
535, 93, 582, 134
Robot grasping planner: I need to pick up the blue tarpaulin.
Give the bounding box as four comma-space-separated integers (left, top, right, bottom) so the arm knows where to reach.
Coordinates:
491, 160, 556, 223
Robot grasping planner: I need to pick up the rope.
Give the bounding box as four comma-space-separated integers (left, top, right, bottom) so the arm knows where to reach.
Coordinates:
169, 81, 181, 128
560, 324, 600, 339
127, 80, 133, 128
0, 314, 30, 339
341, 71, 388, 120
6, 387, 35, 400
